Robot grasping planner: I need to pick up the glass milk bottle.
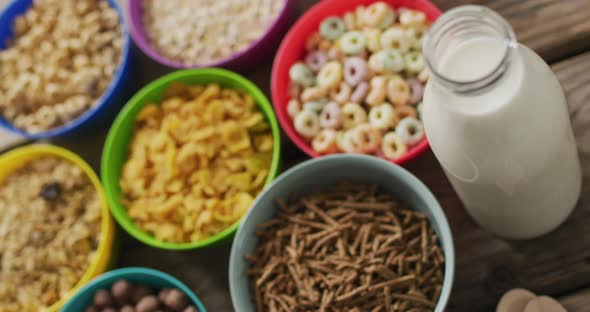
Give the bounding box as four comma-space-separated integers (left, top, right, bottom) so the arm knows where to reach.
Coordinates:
422, 6, 581, 239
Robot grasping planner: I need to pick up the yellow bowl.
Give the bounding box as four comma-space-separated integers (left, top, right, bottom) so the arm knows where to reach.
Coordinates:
0, 144, 115, 311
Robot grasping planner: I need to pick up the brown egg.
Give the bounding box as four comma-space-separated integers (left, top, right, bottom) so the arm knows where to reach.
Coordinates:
523, 296, 567, 312
496, 288, 536, 312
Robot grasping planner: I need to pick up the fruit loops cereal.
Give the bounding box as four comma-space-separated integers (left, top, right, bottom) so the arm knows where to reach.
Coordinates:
0, 157, 102, 311
84, 279, 200, 312
247, 183, 445, 311
142, 0, 284, 65
288, 2, 429, 160
0, 0, 123, 134
120, 83, 274, 243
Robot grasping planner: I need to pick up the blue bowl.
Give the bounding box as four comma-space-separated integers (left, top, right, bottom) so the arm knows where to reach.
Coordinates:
0, 0, 133, 139
61, 267, 207, 312
229, 154, 455, 312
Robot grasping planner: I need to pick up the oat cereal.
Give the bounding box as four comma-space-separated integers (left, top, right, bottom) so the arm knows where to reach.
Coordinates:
142, 0, 284, 65
0, 157, 102, 311
0, 0, 123, 133
120, 83, 274, 244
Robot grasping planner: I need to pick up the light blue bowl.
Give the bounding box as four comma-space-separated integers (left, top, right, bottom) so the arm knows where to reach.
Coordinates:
229, 154, 455, 311
0, 0, 133, 139
61, 267, 207, 312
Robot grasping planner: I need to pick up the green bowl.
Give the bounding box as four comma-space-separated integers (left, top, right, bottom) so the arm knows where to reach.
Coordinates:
101, 68, 281, 250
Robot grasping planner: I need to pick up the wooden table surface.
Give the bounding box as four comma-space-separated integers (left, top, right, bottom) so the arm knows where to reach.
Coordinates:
2, 0, 590, 311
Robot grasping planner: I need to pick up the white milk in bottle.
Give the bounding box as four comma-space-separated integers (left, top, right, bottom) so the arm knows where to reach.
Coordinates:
422, 6, 581, 239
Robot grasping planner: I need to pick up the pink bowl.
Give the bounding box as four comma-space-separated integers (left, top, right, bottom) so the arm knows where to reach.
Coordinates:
271, 0, 441, 165
127, 0, 295, 71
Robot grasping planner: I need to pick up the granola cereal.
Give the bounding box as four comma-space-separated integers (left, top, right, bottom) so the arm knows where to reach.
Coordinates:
0, 157, 102, 311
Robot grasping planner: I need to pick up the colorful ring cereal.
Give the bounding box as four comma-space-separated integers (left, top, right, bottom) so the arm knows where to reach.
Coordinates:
381, 131, 407, 159
369, 103, 395, 130
387, 76, 411, 106
320, 102, 342, 129
305, 50, 329, 72
344, 57, 369, 86
317, 61, 344, 89
289, 63, 315, 87
339, 31, 367, 55
395, 116, 425, 145
284, 2, 430, 161
294, 110, 321, 138
330, 82, 352, 104
341, 102, 367, 129
320, 17, 346, 40
312, 129, 339, 154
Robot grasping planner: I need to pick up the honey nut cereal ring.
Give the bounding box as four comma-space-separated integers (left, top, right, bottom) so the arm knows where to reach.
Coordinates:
294, 110, 321, 138
404, 51, 426, 74
287, 99, 301, 119
350, 81, 370, 103
400, 9, 427, 27
341, 102, 367, 129
368, 52, 386, 74
381, 131, 408, 159
320, 101, 342, 129
320, 17, 346, 40
312, 129, 339, 154
395, 116, 425, 145
330, 81, 352, 104
406, 26, 428, 49
303, 98, 329, 112
392, 105, 418, 127
364, 2, 395, 29
306, 32, 322, 52
364, 28, 382, 53
380, 26, 411, 53
339, 31, 367, 55
305, 50, 329, 72
366, 76, 388, 106
354, 124, 382, 153
407, 78, 424, 105
387, 76, 411, 107
369, 103, 395, 130
344, 57, 369, 86
343, 12, 357, 31
301, 86, 329, 102
317, 61, 343, 89
289, 62, 315, 87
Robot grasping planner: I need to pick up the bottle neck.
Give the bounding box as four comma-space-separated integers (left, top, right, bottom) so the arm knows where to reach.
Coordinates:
423, 5, 517, 95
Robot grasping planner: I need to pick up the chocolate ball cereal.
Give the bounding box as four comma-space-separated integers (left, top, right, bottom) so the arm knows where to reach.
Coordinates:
0, 0, 123, 133
0, 157, 102, 311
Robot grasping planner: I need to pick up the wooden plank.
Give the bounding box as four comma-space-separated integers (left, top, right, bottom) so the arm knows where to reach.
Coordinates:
432, 0, 590, 62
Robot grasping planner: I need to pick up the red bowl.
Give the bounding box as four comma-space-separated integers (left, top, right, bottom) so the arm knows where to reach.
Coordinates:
271, 0, 441, 165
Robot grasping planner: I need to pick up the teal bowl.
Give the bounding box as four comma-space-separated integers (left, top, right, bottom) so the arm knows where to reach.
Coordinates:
61, 267, 206, 311
229, 154, 455, 311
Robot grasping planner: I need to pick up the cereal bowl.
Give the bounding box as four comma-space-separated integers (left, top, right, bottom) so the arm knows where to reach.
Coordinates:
271, 0, 441, 165
229, 154, 454, 311
0, 144, 115, 311
102, 68, 281, 250
127, 0, 294, 71
62, 267, 207, 311
0, 0, 132, 139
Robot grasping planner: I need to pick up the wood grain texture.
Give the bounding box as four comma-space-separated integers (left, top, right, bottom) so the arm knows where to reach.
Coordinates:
432, 0, 590, 62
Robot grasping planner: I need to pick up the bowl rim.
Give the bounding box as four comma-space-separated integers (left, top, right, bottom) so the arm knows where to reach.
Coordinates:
229, 154, 455, 311
0, 0, 132, 140
101, 67, 281, 250
270, 0, 440, 165
126, 0, 294, 69
0, 144, 115, 312
60, 267, 207, 312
